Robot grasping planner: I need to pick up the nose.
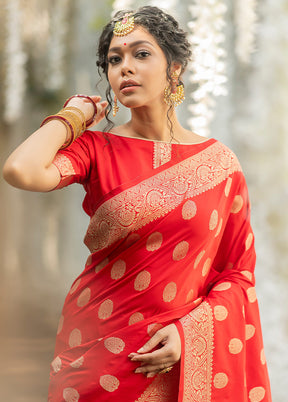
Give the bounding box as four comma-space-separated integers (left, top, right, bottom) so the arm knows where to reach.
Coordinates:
121, 55, 135, 77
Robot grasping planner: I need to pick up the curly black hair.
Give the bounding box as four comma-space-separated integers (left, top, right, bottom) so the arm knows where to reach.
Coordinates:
96, 6, 192, 134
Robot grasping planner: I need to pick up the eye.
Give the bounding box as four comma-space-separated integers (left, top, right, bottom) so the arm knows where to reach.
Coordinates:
135, 50, 151, 59
108, 55, 121, 65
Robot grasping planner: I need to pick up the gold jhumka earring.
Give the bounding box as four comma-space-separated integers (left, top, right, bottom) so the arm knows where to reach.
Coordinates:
113, 94, 119, 117
164, 72, 185, 107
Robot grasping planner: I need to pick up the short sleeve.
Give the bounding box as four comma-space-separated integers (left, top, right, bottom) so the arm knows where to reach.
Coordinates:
52, 130, 95, 189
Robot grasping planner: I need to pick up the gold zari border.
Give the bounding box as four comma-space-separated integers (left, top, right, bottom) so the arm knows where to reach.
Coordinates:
136, 369, 177, 402
84, 142, 242, 253
53, 154, 76, 176
180, 301, 214, 402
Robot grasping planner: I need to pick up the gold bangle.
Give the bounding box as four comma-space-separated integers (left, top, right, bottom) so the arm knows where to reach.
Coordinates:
57, 110, 83, 140
63, 106, 86, 131
40, 106, 86, 150
40, 115, 74, 149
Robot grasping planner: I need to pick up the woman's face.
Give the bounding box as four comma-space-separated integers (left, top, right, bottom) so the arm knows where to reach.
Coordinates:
107, 26, 169, 109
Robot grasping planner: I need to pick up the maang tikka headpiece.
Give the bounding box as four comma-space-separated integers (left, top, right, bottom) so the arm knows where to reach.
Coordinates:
113, 13, 135, 36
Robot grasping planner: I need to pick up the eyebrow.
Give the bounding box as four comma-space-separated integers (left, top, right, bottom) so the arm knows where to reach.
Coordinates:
108, 40, 155, 53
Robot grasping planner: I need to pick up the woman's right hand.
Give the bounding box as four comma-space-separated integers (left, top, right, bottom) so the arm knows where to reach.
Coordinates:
66, 95, 108, 128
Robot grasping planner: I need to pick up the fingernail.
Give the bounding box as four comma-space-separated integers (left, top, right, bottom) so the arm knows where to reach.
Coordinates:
137, 347, 144, 353
147, 373, 154, 378
135, 368, 141, 374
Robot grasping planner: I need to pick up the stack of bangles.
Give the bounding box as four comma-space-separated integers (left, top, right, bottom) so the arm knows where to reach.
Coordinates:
40, 95, 97, 149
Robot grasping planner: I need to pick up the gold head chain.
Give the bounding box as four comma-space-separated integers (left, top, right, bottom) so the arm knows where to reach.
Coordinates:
113, 13, 135, 36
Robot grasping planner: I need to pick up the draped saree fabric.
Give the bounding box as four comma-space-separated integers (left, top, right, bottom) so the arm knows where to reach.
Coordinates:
48, 131, 271, 402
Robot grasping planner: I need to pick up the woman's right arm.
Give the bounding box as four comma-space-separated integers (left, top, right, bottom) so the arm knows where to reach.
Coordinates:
2, 96, 107, 192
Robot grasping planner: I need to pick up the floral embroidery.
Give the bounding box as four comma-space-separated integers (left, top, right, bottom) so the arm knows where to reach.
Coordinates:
153, 142, 172, 169
180, 301, 214, 402
52, 153, 75, 176
84, 142, 242, 253
136, 369, 176, 402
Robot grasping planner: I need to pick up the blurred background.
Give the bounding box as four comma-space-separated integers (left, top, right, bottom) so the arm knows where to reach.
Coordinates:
0, 0, 287, 400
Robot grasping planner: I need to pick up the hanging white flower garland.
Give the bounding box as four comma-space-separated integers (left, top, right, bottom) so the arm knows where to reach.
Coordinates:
45, 0, 70, 91
4, 0, 27, 124
187, 0, 228, 137
234, 0, 258, 64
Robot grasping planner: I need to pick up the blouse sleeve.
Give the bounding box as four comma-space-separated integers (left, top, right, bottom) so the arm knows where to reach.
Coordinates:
175, 173, 272, 402
51, 130, 95, 189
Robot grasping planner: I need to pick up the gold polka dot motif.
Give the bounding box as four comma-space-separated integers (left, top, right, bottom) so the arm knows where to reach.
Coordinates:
194, 250, 205, 269
209, 209, 218, 231
182, 200, 197, 220
231, 195, 244, 214
69, 328, 82, 348
146, 232, 163, 251
245, 324, 256, 340
249, 386, 266, 402
104, 337, 125, 354
228, 338, 243, 354
172, 241, 189, 261
134, 270, 151, 291
111, 260, 126, 280
70, 356, 84, 369
224, 177, 232, 197
98, 299, 114, 320
247, 287, 257, 303
63, 387, 80, 402
163, 282, 177, 302
51, 356, 62, 373
213, 282, 232, 292
245, 233, 254, 250
99, 374, 120, 393
214, 305, 228, 321
129, 312, 144, 325
213, 372, 228, 389
77, 287, 91, 307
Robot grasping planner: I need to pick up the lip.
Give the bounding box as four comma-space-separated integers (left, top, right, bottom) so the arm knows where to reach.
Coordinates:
120, 79, 140, 91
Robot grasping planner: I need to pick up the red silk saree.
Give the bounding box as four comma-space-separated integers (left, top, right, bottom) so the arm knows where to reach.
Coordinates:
48, 131, 271, 402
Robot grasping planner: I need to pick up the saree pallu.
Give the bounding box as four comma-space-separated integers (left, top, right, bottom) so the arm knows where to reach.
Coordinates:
48, 131, 271, 402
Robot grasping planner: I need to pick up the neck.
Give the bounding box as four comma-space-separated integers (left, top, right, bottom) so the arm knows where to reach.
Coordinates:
127, 105, 182, 142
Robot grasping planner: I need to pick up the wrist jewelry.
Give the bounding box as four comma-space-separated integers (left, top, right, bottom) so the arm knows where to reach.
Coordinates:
40, 106, 87, 149
63, 94, 97, 126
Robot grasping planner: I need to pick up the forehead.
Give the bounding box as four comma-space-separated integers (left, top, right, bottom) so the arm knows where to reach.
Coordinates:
109, 25, 160, 50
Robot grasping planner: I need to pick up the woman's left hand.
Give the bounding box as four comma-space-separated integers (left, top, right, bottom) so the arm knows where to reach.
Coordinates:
128, 323, 181, 378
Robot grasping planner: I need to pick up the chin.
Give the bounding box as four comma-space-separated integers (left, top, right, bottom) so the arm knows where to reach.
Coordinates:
121, 100, 145, 109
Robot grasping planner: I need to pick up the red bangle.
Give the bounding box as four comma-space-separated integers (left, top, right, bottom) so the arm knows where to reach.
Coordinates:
41, 115, 75, 149
63, 94, 97, 126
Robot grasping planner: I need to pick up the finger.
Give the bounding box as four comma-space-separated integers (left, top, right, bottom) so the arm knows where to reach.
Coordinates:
130, 347, 171, 365
137, 330, 166, 354
147, 372, 157, 378
88, 95, 102, 102
98, 101, 108, 112
135, 361, 174, 375
81, 96, 102, 105
87, 101, 108, 127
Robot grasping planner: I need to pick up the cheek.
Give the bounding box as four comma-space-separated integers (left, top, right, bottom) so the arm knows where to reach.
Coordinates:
107, 70, 115, 90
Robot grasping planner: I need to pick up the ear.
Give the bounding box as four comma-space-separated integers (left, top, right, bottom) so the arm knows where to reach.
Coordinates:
171, 62, 182, 77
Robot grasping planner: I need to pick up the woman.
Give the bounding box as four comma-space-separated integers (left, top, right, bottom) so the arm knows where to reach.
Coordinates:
3, 6, 271, 402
